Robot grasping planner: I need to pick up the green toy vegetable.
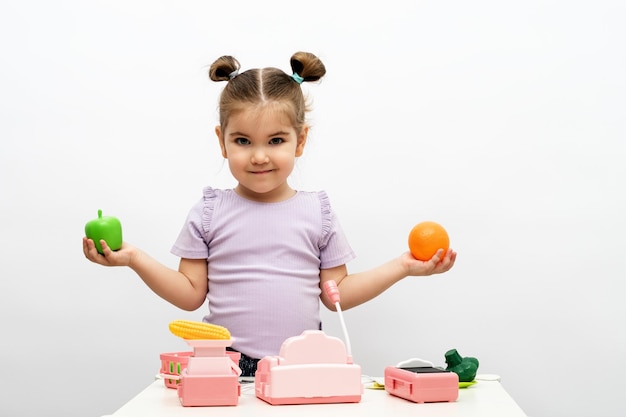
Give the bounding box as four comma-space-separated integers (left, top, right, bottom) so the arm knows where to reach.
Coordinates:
85, 209, 123, 254
445, 349, 479, 382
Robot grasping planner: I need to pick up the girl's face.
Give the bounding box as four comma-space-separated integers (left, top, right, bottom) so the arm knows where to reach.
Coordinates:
216, 103, 308, 203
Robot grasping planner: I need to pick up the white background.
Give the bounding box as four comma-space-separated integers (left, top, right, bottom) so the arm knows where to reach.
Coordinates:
1, 1, 624, 416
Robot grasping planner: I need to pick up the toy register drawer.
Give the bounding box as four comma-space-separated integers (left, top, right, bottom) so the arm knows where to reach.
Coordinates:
384, 366, 459, 403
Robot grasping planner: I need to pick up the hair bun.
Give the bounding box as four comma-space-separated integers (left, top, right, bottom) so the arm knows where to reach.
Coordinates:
209, 56, 241, 82
290, 52, 326, 82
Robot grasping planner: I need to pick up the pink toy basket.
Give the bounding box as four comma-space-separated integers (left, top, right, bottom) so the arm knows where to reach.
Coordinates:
160, 351, 194, 388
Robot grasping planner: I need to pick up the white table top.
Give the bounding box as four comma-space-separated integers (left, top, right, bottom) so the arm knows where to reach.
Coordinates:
109, 377, 528, 417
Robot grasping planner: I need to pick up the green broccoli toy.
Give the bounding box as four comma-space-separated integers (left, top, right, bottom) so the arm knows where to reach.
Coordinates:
445, 349, 479, 382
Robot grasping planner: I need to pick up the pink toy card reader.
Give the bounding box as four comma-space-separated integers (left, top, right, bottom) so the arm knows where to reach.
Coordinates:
384, 365, 459, 403
255, 330, 363, 405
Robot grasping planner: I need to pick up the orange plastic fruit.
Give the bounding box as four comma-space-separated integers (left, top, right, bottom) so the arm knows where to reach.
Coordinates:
408, 221, 450, 261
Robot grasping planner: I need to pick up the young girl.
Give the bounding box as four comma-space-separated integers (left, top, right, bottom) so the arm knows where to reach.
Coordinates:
82, 51, 457, 376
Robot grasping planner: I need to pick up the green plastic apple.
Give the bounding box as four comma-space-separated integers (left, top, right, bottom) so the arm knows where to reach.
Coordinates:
85, 209, 123, 254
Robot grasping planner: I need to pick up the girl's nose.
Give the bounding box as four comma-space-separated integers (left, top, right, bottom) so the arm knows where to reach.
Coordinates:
251, 148, 269, 164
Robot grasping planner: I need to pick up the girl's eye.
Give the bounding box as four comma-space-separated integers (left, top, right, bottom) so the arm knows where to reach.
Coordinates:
269, 138, 284, 145
235, 138, 250, 145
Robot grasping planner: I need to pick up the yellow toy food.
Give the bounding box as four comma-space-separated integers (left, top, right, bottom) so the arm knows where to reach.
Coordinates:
168, 320, 231, 340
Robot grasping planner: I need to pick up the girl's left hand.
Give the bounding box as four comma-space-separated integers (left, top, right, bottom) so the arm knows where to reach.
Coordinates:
403, 248, 457, 276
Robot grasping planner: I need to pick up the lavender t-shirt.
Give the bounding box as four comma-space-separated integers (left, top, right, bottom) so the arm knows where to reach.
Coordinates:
171, 187, 356, 359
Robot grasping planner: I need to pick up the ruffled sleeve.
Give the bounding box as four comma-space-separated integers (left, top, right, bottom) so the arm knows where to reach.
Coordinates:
170, 187, 216, 259
318, 190, 332, 249
201, 186, 218, 235
317, 191, 356, 268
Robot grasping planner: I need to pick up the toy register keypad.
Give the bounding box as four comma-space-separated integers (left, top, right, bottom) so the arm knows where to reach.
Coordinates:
400, 367, 450, 374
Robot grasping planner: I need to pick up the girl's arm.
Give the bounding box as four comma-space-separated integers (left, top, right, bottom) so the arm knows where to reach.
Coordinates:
319, 249, 456, 311
83, 238, 208, 311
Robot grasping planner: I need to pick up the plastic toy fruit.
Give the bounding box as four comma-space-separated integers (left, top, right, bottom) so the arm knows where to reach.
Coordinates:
445, 349, 479, 382
408, 221, 449, 261
85, 209, 123, 254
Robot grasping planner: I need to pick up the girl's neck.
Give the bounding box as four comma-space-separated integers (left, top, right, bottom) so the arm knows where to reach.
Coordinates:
233, 183, 296, 203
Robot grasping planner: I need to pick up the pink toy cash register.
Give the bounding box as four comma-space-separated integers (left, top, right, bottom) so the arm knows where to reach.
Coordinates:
255, 330, 362, 405
254, 280, 363, 405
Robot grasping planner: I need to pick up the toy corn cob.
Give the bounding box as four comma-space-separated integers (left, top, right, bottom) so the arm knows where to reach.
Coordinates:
169, 320, 231, 340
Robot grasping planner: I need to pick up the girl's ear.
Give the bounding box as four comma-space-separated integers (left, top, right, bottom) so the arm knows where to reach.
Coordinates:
216, 125, 227, 158
295, 125, 309, 157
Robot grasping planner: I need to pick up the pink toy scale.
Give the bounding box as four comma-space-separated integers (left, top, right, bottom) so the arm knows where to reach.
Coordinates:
384, 366, 459, 403
255, 330, 363, 405
160, 350, 241, 389
175, 339, 242, 406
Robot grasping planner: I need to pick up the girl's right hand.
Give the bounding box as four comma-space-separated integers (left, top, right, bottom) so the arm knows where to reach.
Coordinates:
82, 237, 136, 267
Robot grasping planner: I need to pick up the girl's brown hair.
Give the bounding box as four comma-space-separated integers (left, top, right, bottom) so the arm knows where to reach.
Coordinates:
209, 52, 326, 132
